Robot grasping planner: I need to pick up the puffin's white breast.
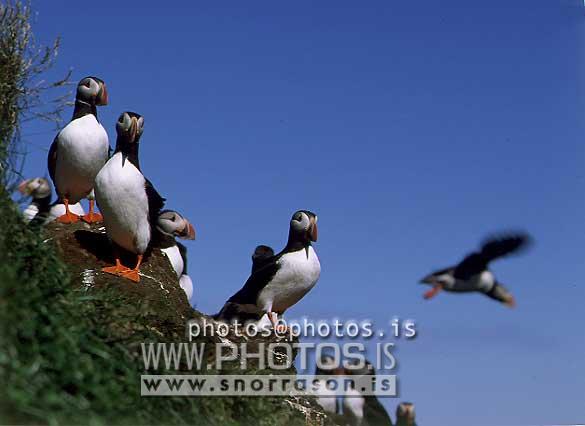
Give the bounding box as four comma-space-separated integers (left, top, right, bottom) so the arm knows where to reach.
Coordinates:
343, 388, 365, 424
54, 115, 108, 202
179, 274, 193, 301
313, 379, 337, 414
22, 204, 39, 223
257, 246, 320, 313
94, 152, 150, 254
161, 245, 184, 277
453, 270, 495, 292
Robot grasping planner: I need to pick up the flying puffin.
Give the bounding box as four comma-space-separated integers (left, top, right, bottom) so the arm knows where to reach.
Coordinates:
152, 210, 196, 300
94, 112, 165, 283
17, 177, 84, 225
420, 233, 531, 307
395, 402, 416, 426
343, 360, 393, 426
215, 210, 320, 329
48, 76, 109, 224
313, 354, 343, 416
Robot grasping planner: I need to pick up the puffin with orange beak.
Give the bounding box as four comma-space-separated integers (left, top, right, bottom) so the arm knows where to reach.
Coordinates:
216, 210, 320, 330
420, 233, 531, 308
47, 76, 109, 224
94, 112, 166, 283
152, 210, 196, 301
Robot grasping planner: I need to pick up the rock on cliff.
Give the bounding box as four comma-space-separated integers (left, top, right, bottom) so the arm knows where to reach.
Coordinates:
43, 220, 337, 426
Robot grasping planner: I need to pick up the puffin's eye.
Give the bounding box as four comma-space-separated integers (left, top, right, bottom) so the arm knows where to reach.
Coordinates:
171, 215, 177, 222
118, 115, 124, 123
84, 80, 91, 88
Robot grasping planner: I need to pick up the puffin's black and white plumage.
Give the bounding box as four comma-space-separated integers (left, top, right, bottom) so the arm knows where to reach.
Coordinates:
152, 210, 196, 300
48, 76, 109, 224
420, 233, 532, 307
216, 210, 320, 328
343, 360, 393, 426
94, 112, 165, 283
18, 177, 85, 225
395, 402, 416, 426
313, 354, 343, 416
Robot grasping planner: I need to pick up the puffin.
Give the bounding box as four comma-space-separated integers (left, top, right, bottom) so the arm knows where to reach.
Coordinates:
420, 233, 531, 307
48, 76, 109, 224
152, 210, 196, 300
94, 112, 165, 283
313, 354, 343, 416
17, 177, 84, 225
343, 359, 393, 426
215, 210, 320, 329
395, 402, 416, 426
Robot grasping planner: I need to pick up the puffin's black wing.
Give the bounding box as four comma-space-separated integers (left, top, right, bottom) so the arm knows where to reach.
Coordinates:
454, 233, 531, 280
228, 258, 280, 306
177, 241, 188, 274
480, 234, 530, 263
251, 245, 275, 274
215, 255, 282, 322
47, 135, 59, 184
145, 178, 166, 223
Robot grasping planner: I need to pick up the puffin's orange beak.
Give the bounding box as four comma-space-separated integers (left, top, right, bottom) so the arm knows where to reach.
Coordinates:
178, 220, 196, 240
96, 83, 108, 106
130, 117, 138, 142
309, 218, 318, 242
505, 295, 516, 308
17, 180, 30, 195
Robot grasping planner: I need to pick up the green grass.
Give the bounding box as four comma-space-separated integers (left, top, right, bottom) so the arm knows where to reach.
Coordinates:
0, 189, 308, 426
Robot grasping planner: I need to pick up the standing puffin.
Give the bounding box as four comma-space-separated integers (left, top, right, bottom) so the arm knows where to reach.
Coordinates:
48, 76, 109, 224
420, 233, 531, 307
395, 402, 416, 426
17, 177, 85, 225
216, 210, 320, 328
343, 360, 393, 426
94, 112, 165, 283
152, 210, 196, 300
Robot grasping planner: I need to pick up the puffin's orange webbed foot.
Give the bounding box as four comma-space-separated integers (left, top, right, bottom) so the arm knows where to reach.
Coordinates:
56, 198, 80, 224
120, 269, 140, 283
81, 200, 102, 224
118, 255, 143, 283
102, 259, 130, 276
81, 212, 103, 224
57, 212, 80, 224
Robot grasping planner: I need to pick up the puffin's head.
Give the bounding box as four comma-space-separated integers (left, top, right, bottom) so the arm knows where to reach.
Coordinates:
396, 402, 416, 424
314, 353, 343, 376
116, 111, 144, 144
290, 210, 318, 243
487, 283, 515, 308
76, 76, 108, 106
344, 358, 376, 377
18, 177, 51, 199
252, 245, 274, 263
156, 210, 196, 240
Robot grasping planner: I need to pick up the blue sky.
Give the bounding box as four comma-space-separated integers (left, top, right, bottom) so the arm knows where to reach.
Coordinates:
19, 1, 585, 424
